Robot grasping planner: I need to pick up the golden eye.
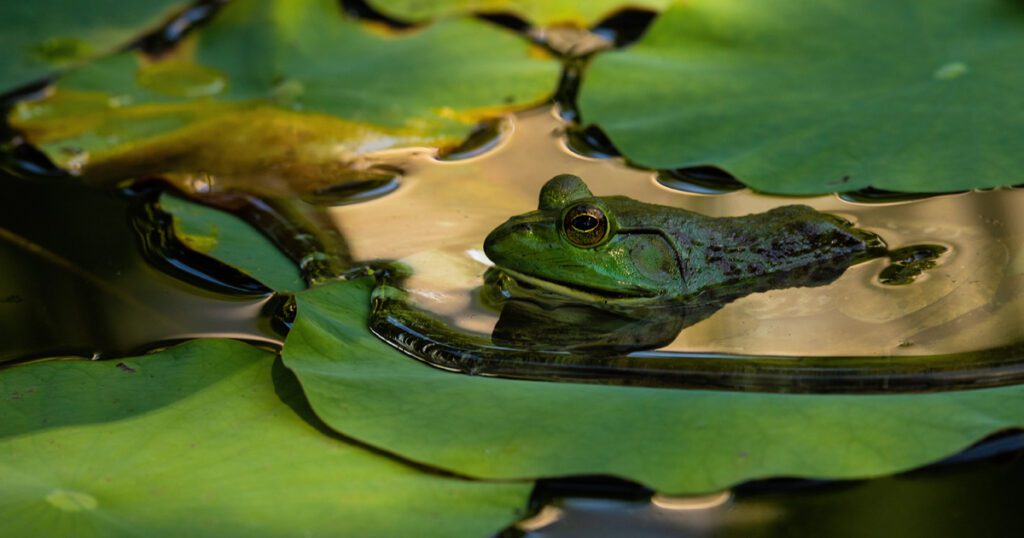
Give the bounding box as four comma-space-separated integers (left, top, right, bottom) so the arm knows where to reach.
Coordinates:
563, 204, 609, 247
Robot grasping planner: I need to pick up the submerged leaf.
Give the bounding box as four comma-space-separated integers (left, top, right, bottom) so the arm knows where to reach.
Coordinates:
578, 0, 1024, 194
0, 340, 531, 536
0, 0, 189, 90
284, 278, 1024, 494
9, 0, 559, 192
159, 194, 305, 292
366, 0, 672, 26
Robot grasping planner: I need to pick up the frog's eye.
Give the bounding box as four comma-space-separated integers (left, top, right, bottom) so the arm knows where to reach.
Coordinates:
563, 204, 610, 247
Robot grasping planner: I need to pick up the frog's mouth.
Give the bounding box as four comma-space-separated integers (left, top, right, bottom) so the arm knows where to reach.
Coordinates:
497, 267, 662, 306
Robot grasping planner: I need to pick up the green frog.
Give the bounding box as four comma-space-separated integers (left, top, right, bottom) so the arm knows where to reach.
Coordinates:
484, 174, 888, 306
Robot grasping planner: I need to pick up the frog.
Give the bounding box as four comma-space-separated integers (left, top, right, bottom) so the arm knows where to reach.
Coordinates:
483, 174, 888, 307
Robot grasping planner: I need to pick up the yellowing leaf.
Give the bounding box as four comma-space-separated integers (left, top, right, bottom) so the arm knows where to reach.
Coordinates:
10, 0, 560, 193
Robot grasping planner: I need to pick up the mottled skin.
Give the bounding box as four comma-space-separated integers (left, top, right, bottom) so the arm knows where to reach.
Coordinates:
484, 175, 882, 306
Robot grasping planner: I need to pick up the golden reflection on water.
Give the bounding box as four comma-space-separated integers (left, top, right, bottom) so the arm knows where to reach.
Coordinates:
328, 106, 1024, 357
651, 491, 732, 511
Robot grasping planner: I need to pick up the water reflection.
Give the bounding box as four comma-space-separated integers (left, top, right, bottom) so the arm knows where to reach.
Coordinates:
0, 172, 282, 363
650, 492, 732, 511
331, 107, 1024, 357
482, 260, 848, 355
489, 297, 689, 354
370, 263, 1024, 393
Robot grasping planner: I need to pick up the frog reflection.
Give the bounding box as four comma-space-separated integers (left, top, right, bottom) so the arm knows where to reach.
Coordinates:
481, 175, 909, 353
482, 267, 706, 354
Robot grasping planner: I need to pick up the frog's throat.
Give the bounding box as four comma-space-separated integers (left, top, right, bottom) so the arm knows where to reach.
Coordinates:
497, 267, 664, 307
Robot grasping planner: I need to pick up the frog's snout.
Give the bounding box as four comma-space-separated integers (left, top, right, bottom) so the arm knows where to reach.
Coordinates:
484, 218, 526, 266
483, 212, 557, 266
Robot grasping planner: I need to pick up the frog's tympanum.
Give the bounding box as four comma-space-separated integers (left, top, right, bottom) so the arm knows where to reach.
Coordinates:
484, 174, 885, 308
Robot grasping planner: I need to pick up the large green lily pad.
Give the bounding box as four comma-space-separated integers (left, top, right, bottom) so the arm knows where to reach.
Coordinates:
158, 194, 305, 293
578, 0, 1024, 194
0, 0, 188, 90
367, 0, 672, 26
283, 278, 1024, 494
0, 339, 531, 536
9, 0, 559, 191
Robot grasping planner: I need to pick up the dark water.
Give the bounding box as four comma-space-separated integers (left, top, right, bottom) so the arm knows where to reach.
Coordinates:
515, 432, 1024, 537
0, 170, 281, 363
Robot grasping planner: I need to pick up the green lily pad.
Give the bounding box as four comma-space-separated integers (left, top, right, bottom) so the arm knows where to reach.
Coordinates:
0, 339, 531, 536
158, 194, 305, 293
0, 0, 189, 90
283, 278, 1024, 494
578, 0, 1024, 194
367, 0, 672, 26
9, 0, 559, 191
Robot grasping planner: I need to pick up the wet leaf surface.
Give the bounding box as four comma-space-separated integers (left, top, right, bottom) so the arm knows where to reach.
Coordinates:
159, 194, 305, 292
284, 278, 1024, 494
0, 0, 189, 90
9, 0, 559, 192
0, 339, 532, 537
578, 0, 1024, 194
366, 0, 672, 26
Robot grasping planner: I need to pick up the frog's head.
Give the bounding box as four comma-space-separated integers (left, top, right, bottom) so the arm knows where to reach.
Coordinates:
483, 175, 683, 303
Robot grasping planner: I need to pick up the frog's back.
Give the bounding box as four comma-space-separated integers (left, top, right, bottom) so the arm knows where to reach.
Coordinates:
613, 201, 877, 301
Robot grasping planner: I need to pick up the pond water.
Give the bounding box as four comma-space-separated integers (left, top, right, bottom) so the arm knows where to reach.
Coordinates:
0, 170, 281, 364
326, 106, 1024, 392
516, 432, 1024, 537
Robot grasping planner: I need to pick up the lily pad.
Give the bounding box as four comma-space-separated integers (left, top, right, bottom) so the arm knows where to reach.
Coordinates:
578, 0, 1024, 194
283, 278, 1024, 494
0, 339, 531, 536
159, 194, 305, 293
0, 0, 189, 91
9, 0, 559, 191
366, 0, 672, 26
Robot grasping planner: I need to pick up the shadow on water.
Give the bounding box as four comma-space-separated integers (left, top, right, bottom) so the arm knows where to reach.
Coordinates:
0, 168, 282, 364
